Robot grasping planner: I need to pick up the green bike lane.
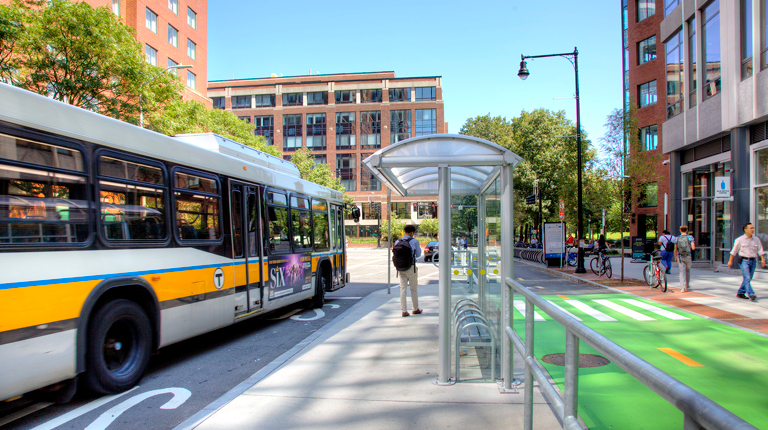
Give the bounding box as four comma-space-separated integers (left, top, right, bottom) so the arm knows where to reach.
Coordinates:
512, 293, 768, 429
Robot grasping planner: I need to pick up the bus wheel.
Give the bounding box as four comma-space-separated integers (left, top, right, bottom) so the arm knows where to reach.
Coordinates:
312, 272, 327, 309
85, 299, 152, 394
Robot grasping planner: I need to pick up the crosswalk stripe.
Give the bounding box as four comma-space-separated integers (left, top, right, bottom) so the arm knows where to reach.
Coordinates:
620, 299, 690, 320
513, 300, 546, 321
548, 301, 582, 321
564, 300, 617, 321
593, 299, 656, 321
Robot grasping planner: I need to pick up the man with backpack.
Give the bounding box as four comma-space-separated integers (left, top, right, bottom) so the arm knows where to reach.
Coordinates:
727, 222, 766, 301
393, 225, 422, 317
658, 230, 676, 274
674, 225, 695, 293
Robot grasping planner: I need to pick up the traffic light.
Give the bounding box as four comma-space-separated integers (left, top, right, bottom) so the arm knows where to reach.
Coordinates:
525, 194, 536, 205
351, 206, 361, 222
413, 203, 418, 212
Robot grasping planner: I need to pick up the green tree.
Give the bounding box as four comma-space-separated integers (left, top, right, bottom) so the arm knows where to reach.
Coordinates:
419, 217, 439, 238
3, 0, 181, 122
149, 99, 280, 156
380, 216, 406, 242
288, 148, 354, 208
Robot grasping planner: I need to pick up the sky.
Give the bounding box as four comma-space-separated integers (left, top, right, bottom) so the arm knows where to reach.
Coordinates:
207, 0, 623, 150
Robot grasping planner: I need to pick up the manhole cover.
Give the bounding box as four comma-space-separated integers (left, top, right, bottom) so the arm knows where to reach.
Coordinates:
541, 353, 610, 368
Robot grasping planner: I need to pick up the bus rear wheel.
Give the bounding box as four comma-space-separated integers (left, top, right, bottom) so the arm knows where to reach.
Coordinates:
312, 271, 327, 309
85, 299, 152, 394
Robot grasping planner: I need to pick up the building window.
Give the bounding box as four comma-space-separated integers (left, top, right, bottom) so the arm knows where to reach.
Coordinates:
146, 8, 157, 33
187, 7, 197, 29
167, 58, 178, 73
187, 39, 196, 60
168, 25, 178, 47
336, 154, 356, 192
314, 154, 326, 165
212, 97, 224, 110
390, 202, 409, 218
360, 153, 381, 191
389, 88, 410, 102
742, 0, 754, 79
283, 114, 302, 150
703, 0, 721, 100
254, 116, 274, 145
415, 87, 436, 101
145, 44, 157, 66
666, 30, 684, 118
306, 113, 326, 150
639, 183, 658, 207
282, 93, 302, 106
168, 0, 178, 14
391, 110, 411, 143
254, 94, 275, 107
415, 109, 437, 135
238, 116, 251, 124
361, 89, 382, 103
640, 125, 658, 150
664, 0, 680, 16
689, 17, 698, 107
638, 36, 656, 64
638, 0, 655, 21
336, 112, 356, 149
112, 0, 120, 16
231, 96, 251, 109
307, 92, 327, 105
762, 0, 768, 69
639, 80, 657, 107
186, 70, 196, 90
335, 90, 354, 104
360, 111, 381, 149
417, 202, 436, 219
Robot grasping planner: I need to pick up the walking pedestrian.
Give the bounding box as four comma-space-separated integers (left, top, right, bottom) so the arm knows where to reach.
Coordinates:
727, 222, 766, 301
393, 225, 422, 317
673, 225, 695, 293
658, 230, 676, 274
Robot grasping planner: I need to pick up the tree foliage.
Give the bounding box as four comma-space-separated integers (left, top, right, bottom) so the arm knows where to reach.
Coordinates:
1, 0, 181, 123
419, 217, 439, 238
460, 110, 596, 235
287, 148, 354, 207
380, 216, 406, 242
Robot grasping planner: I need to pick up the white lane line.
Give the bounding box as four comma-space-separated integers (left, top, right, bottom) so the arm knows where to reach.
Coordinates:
30, 386, 139, 430
85, 388, 191, 430
564, 300, 617, 321
593, 299, 656, 321
513, 300, 546, 321
620, 299, 690, 320
327, 296, 362, 300
547, 301, 582, 321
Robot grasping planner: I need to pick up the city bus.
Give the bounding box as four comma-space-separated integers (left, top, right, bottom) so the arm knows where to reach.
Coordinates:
0, 83, 348, 401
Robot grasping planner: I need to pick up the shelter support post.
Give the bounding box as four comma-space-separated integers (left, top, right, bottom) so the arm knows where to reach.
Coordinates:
387, 188, 392, 294
500, 164, 515, 389
477, 195, 487, 312
437, 165, 452, 384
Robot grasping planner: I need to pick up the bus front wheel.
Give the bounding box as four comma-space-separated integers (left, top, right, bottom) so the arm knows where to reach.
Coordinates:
84, 299, 152, 394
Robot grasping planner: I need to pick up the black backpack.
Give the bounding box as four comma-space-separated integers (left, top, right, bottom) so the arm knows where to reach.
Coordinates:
661, 235, 674, 251
392, 237, 415, 272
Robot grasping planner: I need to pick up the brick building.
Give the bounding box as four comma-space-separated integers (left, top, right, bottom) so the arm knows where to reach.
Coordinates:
623, 0, 671, 244
86, 0, 209, 106
207, 72, 446, 237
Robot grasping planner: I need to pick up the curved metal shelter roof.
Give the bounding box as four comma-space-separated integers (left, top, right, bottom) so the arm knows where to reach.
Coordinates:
362, 134, 521, 196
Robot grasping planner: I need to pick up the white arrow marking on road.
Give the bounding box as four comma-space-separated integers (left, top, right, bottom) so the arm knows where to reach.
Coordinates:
84, 387, 191, 430
30, 387, 139, 430
327, 297, 362, 299
290, 303, 340, 321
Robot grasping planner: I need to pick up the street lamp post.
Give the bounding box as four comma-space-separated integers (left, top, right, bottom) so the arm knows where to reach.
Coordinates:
139, 64, 193, 128
518, 47, 587, 273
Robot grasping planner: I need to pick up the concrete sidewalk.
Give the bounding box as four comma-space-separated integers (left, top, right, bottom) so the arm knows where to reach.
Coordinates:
180, 282, 561, 430
546, 256, 768, 336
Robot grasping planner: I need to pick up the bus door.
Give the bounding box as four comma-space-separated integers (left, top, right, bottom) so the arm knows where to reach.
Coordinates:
331, 204, 346, 286
231, 182, 264, 315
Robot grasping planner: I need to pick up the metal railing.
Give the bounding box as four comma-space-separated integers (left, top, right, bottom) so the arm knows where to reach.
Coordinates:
504, 277, 758, 430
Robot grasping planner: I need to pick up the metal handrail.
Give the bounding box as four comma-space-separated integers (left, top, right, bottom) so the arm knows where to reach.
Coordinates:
504, 276, 758, 430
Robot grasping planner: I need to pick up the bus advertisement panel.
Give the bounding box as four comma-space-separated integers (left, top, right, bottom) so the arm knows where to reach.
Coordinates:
267, 254, 312, 299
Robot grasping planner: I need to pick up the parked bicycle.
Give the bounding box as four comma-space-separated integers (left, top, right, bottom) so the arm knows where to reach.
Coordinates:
567, 247, 577, 267
643, 250, 667, 292
590, 249, 612, 278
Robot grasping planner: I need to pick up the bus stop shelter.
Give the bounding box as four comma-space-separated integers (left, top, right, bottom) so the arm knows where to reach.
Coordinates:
362, 134, 521, 385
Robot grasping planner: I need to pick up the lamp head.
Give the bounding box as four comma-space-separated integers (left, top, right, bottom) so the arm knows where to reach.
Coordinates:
517, 59, 529, 81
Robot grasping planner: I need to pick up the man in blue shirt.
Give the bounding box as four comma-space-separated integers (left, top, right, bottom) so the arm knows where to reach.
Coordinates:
398, 225, 422, 317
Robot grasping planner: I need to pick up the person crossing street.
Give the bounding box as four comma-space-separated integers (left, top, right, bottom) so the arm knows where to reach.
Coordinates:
727, 222, 766, 301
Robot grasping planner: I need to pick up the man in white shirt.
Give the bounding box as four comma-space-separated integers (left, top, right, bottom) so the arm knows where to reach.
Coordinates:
657, 230, 676, 274
727, 222, 766, 301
